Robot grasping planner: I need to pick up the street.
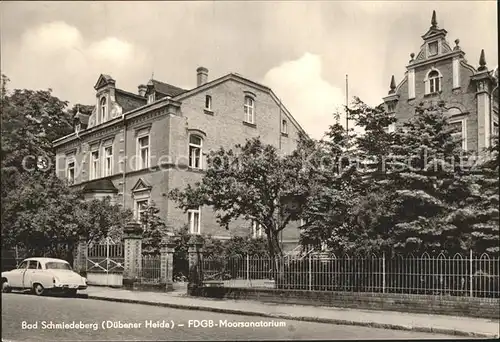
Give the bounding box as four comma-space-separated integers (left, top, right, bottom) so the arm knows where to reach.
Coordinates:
2, 292, 462, 341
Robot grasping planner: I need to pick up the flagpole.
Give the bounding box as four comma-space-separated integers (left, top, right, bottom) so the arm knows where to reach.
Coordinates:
345, 74, 349, 139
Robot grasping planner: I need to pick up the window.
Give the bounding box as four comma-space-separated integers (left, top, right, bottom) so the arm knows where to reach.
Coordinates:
100, 97, 107, 123
281, 119, 288, 134
188, 208, 201, 234
244, 96, 255, 124
27, 261, 38, 269
90, 150, 100, 180
17, 261, 28, 269
205, 95, 212, 110
135, 199, 149, 221
493, 121, 499, 137
45, 262, 71, 270
450, 120, 467, 150
189, 135, 203, 169
104, 146, 113, 177
252, 221, 264, 239
427, 70, 441, 94
148, 93, 155, 104
137, 136, 150, 170
66, 159, 75, 185
428, 41, 438, 56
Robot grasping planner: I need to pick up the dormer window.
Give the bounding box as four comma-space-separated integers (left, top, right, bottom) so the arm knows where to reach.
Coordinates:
425, 69, 442, 95
100, 97, 107, 123
428, 41, 438, 56
75, 123, 81, 133
148, 93, 155, 104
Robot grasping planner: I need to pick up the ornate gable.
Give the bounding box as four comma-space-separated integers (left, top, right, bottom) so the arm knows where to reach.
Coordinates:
94, 74, 116, 90
131, 178, 152, 193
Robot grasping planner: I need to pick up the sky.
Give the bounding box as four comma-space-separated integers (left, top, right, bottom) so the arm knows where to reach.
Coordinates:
1, 1, 497, 139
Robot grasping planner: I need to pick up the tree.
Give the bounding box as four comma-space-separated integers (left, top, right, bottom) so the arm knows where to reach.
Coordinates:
169, 138, 309, 259
450, 135, 499, 254
1, 75, 132, 261
1, 171, 133, 263
1, 74, 73, 174
385, 101, 477, 254
140, 202, 169, 254
344, 98, 399, 254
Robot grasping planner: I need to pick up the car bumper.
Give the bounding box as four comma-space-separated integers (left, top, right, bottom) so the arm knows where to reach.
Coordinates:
53, 284, 87, 290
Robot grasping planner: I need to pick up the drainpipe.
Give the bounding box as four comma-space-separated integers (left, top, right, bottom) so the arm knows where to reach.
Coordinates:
122, 115, 127, 207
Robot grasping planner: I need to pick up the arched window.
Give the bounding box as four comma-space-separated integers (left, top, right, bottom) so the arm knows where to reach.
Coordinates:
425, 69, 442, 94
244, 96, 255, 124
100, 97, 107, 122
189, 135, 203, 169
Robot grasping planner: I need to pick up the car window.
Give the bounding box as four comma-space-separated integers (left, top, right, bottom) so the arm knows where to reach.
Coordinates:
45, 262, 72, 270
17, 261, 28, 269
27, 261, 37, 269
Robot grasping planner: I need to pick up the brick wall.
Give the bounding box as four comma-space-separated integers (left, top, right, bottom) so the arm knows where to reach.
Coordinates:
193, 287, 500, 319
392, 58, 479, 151
55, 76, 303, 244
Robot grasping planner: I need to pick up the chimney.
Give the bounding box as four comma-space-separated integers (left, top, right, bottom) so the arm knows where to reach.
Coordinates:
138, 84, 147, 97
196, 67, 208, 87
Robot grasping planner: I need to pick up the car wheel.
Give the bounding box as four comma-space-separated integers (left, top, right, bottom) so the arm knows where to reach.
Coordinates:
2, 280, 12, 293
66, 289, 77, 297
33, 283, 44, 296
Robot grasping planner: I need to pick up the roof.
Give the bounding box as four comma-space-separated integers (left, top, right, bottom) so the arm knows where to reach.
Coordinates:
82, 178, 119, 194
23, 257, 69, 263
151, 79, 186, 97
173, 73, 309, 138
74, 111, 90, 125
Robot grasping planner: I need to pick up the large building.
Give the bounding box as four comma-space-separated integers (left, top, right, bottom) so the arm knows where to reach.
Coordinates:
53, 67, 306, 249
383, 11, 499, 151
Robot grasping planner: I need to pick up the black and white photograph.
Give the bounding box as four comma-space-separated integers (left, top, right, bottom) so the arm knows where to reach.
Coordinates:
1, 1, 498, 341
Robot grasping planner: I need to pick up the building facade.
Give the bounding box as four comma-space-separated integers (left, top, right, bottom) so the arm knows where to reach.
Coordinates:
383, 11, 499, 151
54, 67, 306, 249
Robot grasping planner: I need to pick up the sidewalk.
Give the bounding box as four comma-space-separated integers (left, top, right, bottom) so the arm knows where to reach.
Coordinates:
81, 286, 499, 338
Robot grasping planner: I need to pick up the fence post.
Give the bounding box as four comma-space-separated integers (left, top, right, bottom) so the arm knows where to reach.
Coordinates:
382, 252, 386, 294
308, 254, 312, 291
74, 236, 88, 275
469, 249, 473, 297
187, 235, 204, 295
123, 221, 143, 283
160, 235, 176, 292
246, 254, 250, 282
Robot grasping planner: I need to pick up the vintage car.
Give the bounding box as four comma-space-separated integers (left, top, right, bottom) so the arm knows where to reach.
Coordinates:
1, 257, 87, 296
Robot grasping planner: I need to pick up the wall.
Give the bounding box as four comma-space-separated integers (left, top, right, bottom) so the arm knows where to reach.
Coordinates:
192, 287, 500, 319
393, 58, 479, 151
54, 77, 303, 244
165, 78, 302, 240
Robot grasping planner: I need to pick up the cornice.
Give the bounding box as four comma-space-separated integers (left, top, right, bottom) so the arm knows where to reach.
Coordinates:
54, 99, 180, 149
407, 50, 464, 70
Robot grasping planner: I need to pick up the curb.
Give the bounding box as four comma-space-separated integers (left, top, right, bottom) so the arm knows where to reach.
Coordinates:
87, 295, 499, 338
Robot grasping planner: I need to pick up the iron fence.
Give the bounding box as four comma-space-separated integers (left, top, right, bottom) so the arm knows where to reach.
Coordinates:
137, 254, 162, 284
86, 241, 124, 274
202, 252, 500, 299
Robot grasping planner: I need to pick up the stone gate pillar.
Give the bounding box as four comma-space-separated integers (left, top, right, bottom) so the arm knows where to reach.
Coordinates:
74, 236, 88, 275
160, 235, 177, 292
187, 235, 204, 295
123, 221, 143, 281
